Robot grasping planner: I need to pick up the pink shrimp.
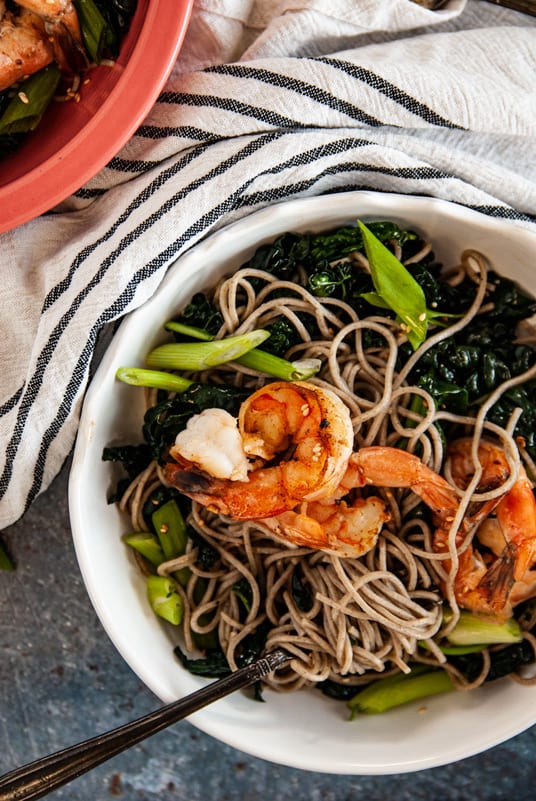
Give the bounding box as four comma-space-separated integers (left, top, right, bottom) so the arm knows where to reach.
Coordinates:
260, 496, 391, 559
164, 381, 461, 558
434, 438, 536, 619
0, 7, 53, 91
164, 381, 355, 520
0, 0, 86, 92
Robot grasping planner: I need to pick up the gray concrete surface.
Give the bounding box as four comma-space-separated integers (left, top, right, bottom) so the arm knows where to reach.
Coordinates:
1, 461, 536, 801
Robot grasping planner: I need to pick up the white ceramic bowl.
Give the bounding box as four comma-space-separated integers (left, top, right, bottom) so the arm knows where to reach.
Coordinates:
69, 191, 536, 774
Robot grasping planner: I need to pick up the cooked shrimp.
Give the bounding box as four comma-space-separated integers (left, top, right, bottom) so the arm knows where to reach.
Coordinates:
165, 381, 355, 519
165, 381, 464, 557
0, 0, 86, 91
340, 447, 461, 523
261, 496, 391, 558
173, 408, 250, 482
0, 7, 53, 91
434, 438, 536, 619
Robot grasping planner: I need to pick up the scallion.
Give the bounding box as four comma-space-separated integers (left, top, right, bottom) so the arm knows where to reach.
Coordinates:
0, 65, 62, 136
146, 575, 183, 626
443, 609, 523, 646
347, 667, 455, 717
123, 532, 165, 567
358, 220, 429, 350
164, 321, 214, 341
115, 367, 193, 393
151, 500, 188, 561
237, 350, 321, 380
73, 0, 116, 62
146, 330, 270, 371
164, 321, 320, 381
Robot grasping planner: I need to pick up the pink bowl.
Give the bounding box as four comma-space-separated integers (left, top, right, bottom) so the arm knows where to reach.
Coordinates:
0, 0, 193, 233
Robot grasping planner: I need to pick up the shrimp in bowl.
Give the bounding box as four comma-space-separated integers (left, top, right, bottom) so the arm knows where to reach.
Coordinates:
164, 380, 464, 560
164, 380, 536, 621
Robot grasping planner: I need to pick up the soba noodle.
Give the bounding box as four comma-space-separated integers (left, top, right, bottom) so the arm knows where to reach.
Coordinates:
117, 239, 536, 697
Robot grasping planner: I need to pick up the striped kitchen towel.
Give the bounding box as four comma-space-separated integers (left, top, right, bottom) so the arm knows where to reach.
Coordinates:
1, 0, 536, 529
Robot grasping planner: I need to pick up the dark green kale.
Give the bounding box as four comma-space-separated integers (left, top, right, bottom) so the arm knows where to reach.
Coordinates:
317, 679, 363, 702
232, 577, 253, 613
174, 620, 272, 686
102, 443, 152, 478
174, 645, 231, 677
243, 232, 310, 279
261, 318, 303, 356
174, 292, 223, 336
241, 222, 418, 281
451, 639, 536, 684
189, 530, 220, 572
102, 443, 153, 501
96, 0, 137, 43
404, 270, 536, 456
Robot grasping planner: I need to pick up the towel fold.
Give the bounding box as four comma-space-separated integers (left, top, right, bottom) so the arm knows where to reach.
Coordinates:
1, 0, 535, 529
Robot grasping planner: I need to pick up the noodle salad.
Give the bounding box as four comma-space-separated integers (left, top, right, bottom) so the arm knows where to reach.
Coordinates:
104, 219, 536, 716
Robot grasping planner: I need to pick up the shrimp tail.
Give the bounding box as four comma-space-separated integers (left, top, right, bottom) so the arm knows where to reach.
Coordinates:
164, 463, 214, 495
475, 541, 518, 616
15, 0, 89, 74
163, 461, 231, 515
45, 18, 88, 74
163, 457, 299, 519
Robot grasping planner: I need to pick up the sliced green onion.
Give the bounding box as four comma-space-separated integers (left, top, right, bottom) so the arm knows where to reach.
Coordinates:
146, 330, 270, 371
0, 65, 62, 136
73, 0, 116, 62
419, 640, 487, 656
443, 609, 523, 646
164, 321, 321, 381
358, 220, 429, 350
236, 350, 321, 380
123, 532, 165, 567
347, 667, 455, 717
164, 321, 214, 341
151, 500, 188, 561
115, 367, 193, 393
146, 575, 183, 626
151, 500, 190, 588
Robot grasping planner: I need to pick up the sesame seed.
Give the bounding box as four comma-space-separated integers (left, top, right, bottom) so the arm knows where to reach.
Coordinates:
418, 312, 426, 322
18, 92, 29, 104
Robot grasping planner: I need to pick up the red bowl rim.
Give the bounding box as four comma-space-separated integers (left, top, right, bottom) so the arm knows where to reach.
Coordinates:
0, 0, 194, 234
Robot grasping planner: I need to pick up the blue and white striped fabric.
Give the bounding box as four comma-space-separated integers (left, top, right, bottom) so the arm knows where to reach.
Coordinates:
1, 0, 536, 529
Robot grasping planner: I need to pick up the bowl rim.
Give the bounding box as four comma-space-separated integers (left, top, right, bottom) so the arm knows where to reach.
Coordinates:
0, 0, 194, 234
69, 190, 536, 774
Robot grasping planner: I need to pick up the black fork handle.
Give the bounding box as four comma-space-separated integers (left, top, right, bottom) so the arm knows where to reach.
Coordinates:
0, 649, 291, 801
